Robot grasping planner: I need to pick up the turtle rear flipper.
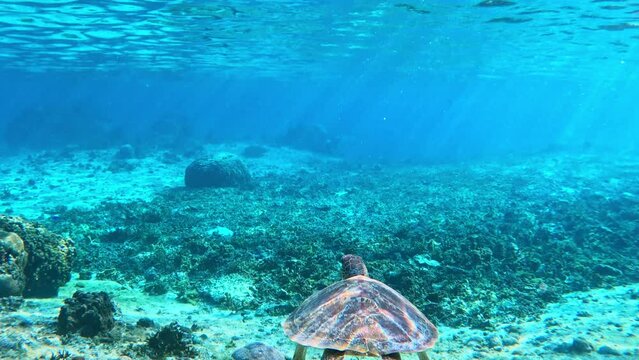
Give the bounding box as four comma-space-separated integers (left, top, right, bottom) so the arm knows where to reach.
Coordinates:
382, 353, 401, 360
293, 344, 307, 360
321, 349, 345, 360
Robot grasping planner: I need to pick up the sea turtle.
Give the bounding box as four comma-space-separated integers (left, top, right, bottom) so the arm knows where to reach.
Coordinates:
282, 254, 438, 360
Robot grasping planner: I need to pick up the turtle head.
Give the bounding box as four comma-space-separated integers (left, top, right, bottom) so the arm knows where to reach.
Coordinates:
341, 254, 368, 279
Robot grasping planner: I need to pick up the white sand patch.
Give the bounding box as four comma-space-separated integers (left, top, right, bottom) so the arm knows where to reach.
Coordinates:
0, 144, 341, 220
430, 284, 639, 360
0, 149, 188, 219
1, 278, 637, 359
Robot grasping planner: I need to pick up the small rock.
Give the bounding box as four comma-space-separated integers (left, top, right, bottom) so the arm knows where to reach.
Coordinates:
503, 324, 523, 334
137, 317, 155, 328
78, 271, 92, 280
413, 254, 441, 268
208, 226, 234, 239
545, 318, 560, 327
532, 334, 550, 345
570, 337, 595, 353
232, 342, 285, 360
485, 334, 502, 348
465, 335, 484, 346
502, 335, 518, 346
144, 280, 168, 296
280, 123, 338, 154
593, 264, 623, 277
114, 144, 136, 160
598, 345, 622, 356
241, 145, 268, 158
0, 296, 24, 312
108, 159, 136, 172
0, 333, 26, 351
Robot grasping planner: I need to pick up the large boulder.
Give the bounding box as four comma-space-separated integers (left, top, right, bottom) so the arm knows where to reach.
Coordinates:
184, 153, 251, 188
0, 215, 75, 297
0, 231, 28, 297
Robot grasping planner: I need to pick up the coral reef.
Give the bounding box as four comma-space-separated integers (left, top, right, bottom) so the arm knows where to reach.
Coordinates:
232, 342, 285, 360
0, 215, 74, 297
45, 154, 639, 330
0, 231, 28, 297
184, 153, 251, 188
147, 322, 197, 358
57, 291, 116, 337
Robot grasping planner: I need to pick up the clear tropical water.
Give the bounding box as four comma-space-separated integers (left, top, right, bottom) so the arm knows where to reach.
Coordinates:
1, 0, 638, 160
0, 1, 638, 360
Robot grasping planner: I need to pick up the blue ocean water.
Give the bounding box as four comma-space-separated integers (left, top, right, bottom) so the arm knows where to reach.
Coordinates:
1, 1, 639, 359
1, 0, 637, 160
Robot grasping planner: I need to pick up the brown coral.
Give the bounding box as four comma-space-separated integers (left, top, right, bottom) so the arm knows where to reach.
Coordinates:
0, 231, 28, 297
0, 215, 74, 297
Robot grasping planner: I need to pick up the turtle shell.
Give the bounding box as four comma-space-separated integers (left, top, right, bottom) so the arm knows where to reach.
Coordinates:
282, 275, 438, 356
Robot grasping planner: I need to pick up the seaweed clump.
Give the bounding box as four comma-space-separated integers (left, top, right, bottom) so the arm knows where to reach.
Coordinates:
147, 322, 197, 359
57, 291, 116, 337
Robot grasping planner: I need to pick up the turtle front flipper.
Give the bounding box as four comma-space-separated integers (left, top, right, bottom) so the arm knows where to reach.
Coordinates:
417, 351, 431, 360
381, 353, 401, 360
293, 344, 307, 360
321, 349, 345, 360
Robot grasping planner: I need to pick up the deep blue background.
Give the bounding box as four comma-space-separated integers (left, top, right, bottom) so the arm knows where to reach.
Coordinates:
1, 69, 637, 162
